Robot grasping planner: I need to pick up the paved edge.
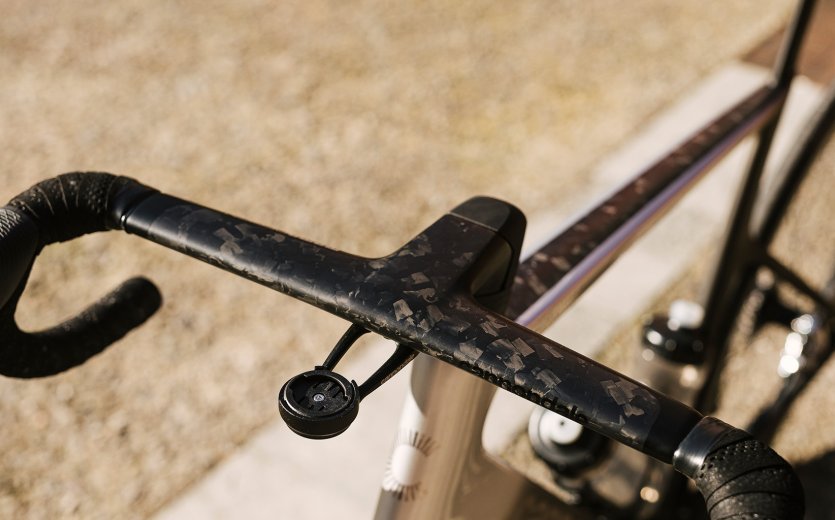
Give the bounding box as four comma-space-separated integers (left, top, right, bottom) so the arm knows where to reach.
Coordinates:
153, 63, 824, 520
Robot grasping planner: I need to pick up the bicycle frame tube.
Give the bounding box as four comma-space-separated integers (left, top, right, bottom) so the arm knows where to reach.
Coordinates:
754, 78, 835, 315
697, 0, 819, 413
510, 87, 785, 332
758, 80, 835, 249
375, 81, 788, 516
695, 78, 835, 423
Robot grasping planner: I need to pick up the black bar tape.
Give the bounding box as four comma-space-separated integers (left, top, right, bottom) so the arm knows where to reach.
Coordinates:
8, 172, 138, 247
0, 208, 38, 310
675, 417, 804, 519
0, 277, 161, 378
0, 173, 161, 378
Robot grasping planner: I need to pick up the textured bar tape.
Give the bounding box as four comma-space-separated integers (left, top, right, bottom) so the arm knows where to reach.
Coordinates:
0, 173, 160, 377
674, 417, 804, 519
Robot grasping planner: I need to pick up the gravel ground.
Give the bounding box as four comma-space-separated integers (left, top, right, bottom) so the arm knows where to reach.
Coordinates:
0, 1, 796, 518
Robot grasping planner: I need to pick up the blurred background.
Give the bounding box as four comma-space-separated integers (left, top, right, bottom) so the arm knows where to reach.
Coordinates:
2, 0, 823, 518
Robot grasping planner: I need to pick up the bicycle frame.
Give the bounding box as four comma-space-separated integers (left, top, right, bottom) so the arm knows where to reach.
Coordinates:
375, 0, 834, 516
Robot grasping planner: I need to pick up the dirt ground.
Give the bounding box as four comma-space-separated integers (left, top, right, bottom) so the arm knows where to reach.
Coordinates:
0, 1, 806, 518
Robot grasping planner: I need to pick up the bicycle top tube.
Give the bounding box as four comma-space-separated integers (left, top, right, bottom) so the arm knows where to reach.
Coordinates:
508, 84, 786, 330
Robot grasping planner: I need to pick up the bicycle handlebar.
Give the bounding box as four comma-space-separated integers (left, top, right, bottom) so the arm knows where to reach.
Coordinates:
0, 173, 160, 377
0, 173, 804, 518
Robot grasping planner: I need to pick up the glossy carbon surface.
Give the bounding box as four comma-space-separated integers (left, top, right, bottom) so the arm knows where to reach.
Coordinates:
121, 193, 701, 461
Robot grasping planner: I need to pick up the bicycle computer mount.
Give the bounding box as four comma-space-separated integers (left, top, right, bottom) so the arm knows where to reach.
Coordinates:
277, 197, 527, 439
279, 369, 359, 439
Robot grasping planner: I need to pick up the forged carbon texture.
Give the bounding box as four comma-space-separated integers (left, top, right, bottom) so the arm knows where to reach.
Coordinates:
123, 193, 702, 460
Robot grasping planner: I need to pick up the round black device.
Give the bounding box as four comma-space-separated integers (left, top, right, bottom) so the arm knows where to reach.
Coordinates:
278, 369, 360, 439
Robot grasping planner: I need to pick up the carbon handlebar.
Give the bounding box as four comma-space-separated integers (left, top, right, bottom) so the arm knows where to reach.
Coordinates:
0, 173, 804, 518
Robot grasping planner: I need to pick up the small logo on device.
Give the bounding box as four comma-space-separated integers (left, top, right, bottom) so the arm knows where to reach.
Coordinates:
381, 429, 437, 501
